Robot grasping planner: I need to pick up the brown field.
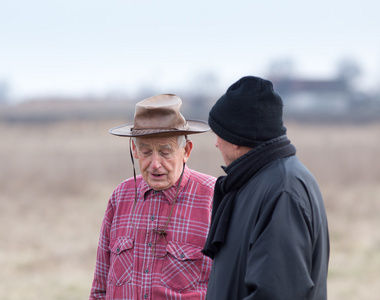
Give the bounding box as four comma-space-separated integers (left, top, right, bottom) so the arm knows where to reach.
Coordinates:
1, 115, 380, 300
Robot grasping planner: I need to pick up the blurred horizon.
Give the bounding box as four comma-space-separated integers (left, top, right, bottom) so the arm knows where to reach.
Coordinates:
2, 64, 379, 124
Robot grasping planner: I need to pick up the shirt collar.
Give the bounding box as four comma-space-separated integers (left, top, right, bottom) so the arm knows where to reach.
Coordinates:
140, 164, 190, 204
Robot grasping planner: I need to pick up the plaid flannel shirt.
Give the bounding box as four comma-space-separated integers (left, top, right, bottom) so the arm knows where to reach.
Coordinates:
90, 165, 216, 300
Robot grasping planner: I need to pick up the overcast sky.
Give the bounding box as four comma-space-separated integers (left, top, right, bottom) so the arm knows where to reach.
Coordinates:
1, 0, 379, 100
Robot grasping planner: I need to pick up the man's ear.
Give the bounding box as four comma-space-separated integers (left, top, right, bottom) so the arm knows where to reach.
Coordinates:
183, 139, 193, 163
131, 138, 139, 159
235, 144, 253, 158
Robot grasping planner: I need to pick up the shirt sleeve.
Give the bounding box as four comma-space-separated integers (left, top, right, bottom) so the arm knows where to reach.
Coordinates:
244, 192, 314, 300
89, 198, 114, 300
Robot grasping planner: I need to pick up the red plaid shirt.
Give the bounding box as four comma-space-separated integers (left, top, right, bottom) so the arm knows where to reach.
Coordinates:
90, 165, 216, 300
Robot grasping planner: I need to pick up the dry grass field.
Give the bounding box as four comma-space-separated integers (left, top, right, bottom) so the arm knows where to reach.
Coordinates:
1, 112, 380, 299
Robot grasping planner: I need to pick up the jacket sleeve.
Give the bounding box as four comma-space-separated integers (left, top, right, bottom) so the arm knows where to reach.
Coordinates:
89, 198, 114, 300
244, 192, 314, 300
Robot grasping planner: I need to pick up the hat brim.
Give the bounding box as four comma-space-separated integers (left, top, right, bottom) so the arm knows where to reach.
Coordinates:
109, 119, 210, 137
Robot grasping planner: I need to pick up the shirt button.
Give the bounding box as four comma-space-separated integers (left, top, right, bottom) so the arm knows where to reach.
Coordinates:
180, 254, 185, 259
150, 216, 155, 221
145, 268, 149, 273
148, 242, 153, 247
144, 294, 148, 299
116, 247, 120, 253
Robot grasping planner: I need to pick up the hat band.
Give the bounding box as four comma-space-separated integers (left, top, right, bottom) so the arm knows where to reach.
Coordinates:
131, 123, 190, 135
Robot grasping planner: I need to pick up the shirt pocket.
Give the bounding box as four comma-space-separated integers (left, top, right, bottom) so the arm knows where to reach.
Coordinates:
161, 241, 204, 292
108, 236, 134, 285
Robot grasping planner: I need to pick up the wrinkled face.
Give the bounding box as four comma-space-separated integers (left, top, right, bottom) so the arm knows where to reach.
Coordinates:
215, 135, 237, 166
132, 136, 193, 191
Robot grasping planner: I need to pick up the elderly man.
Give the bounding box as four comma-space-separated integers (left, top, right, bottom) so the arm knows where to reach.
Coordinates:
202, 76, 329, 300
89, 94, 216, 300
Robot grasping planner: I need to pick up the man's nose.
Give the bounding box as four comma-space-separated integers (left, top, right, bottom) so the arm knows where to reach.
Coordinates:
150, 152, 162, 168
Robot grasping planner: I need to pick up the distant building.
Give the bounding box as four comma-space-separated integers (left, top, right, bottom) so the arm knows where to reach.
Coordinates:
270, 76, 366, 119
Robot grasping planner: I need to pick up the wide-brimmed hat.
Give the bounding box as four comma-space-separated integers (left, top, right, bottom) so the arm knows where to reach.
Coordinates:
109, 94, 210, 137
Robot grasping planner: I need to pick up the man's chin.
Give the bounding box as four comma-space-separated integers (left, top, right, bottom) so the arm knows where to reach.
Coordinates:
148, 180, 170, 191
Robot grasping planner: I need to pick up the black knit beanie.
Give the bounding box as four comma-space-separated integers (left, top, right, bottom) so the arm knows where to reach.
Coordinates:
208, 76, 287, 148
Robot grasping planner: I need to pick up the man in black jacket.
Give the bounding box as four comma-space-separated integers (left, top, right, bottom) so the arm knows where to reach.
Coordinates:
202, 76, 329, 300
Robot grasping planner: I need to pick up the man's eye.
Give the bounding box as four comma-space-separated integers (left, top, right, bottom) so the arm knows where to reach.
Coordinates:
141, 150, 152, 156
160, 151, 171, 156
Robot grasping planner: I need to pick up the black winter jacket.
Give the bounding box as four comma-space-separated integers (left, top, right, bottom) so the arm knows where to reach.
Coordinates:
206, 155, 329, 300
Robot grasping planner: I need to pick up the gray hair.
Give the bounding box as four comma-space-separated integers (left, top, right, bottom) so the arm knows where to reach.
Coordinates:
132, 135, 188, 149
